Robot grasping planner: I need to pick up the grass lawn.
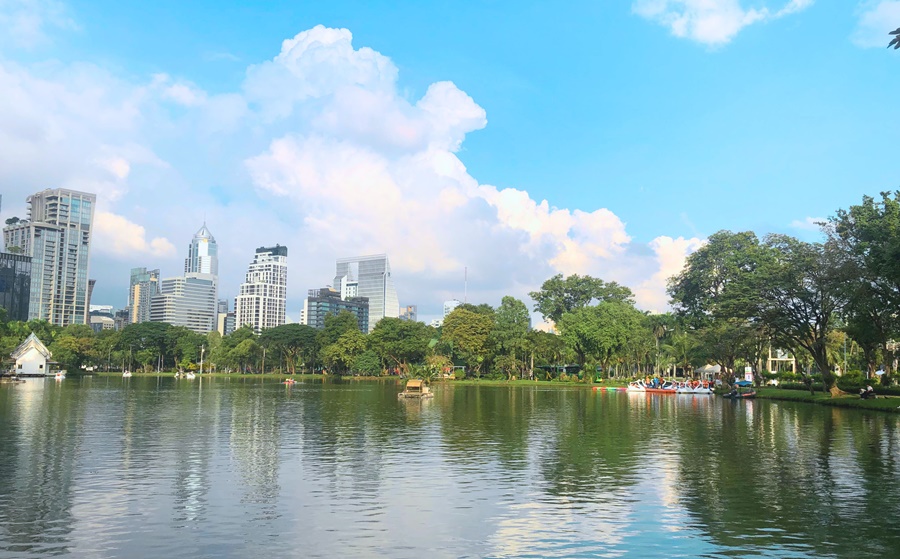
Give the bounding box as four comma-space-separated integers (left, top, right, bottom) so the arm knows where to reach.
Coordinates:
757, 388, 900, 413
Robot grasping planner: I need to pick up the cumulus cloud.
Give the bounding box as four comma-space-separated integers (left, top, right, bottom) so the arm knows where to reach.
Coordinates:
1, 22, 699, 318
94, 212, 177, 258
852, 1, 900, 47
634, 236, 706, 312
0, 0, 77, 49
632, 0, 814, 45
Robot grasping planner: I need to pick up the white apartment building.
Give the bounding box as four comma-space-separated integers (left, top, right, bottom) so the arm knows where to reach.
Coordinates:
235, 245, 288, 333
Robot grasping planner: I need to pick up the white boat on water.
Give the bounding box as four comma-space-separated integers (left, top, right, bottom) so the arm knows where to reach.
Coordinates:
53, 371, 66, 380
122, 371, 132, 378
627, 380, 677, 393
675, 381, 713, 395
185, 372, 196, 380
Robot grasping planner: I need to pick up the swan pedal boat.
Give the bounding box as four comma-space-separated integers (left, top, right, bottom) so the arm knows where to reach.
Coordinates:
626, 380, 677, 393
675, 381, 713, 395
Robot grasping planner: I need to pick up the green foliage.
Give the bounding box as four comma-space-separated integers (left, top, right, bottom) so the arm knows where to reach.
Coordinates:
352, 350, 382, 376
321, 328, 366, 374
530, 274, 634, 324
556, 301, 642, 369
442, 307, 494, 377
368, 317, 432, 374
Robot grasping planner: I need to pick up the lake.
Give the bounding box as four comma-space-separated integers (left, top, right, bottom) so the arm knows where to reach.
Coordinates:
1, 377, 899, 558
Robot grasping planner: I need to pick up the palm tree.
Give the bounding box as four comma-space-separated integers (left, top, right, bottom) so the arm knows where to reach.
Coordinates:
890, 27, 900, 50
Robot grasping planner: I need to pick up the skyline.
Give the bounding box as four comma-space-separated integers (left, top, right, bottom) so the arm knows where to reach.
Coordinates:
0, 1, 898, 324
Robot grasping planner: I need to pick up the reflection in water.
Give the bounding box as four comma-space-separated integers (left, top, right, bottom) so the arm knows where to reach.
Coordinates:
1, 380, 900, 558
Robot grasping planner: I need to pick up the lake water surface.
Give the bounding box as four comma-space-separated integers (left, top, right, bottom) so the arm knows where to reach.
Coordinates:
1, 377, 899, 558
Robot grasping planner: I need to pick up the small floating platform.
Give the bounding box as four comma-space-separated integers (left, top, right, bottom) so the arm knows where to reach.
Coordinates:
398, 379, 433, 399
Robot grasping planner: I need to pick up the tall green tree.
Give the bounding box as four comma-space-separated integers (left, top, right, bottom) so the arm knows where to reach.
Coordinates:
368, 318, 432, 375
556, 301, 642, 372
490, 296, 531, 378
729, 235, 851, 389
530, 274, 634, 324
442, 307, 494, 377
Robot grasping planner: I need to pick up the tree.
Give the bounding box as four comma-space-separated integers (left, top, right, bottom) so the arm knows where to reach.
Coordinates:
442, 307, 494, 377
368, 318, 431, 375
490, 296, 531, 378
530, 274, 634, 324
260, 323, 318, 374
729, 235, 851, 390
321, 329, 366, 374
831, 192, 900, 309
668, 230, 761, 325
889, 27, 900, 49
556, 301, 642, 373
317, 311, 361, 348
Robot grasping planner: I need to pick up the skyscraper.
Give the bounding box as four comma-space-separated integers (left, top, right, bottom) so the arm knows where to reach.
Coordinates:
185, 223, 218, 275
0, 252, 31, 322
2, 188, 96, 325
149, 275, 218, 333
234, 245, 288, 333
149, 224, 218, 333
128, 267, 160, 324
333, 254, 398, 333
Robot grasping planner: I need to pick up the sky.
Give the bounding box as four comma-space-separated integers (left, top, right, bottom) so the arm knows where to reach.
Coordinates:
1, 0, 898, 325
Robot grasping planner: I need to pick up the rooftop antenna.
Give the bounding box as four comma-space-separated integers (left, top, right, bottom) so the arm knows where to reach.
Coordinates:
464, 266, 467, 304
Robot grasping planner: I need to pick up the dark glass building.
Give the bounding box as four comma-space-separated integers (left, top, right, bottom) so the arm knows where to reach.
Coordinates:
0, 252, 32, 321
305, 287, 369, 333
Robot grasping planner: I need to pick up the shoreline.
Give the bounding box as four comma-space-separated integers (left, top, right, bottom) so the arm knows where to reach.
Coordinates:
58, 374, 900, 413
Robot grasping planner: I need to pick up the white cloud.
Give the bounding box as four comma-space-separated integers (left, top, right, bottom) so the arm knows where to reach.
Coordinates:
852, 1, 900, 47
93, 212, 176, 258
634, 236, 706, 312
632, 0, 814, 45
0, 0, 76, 49
789, 216, 825, 231
0, 23, 697, 318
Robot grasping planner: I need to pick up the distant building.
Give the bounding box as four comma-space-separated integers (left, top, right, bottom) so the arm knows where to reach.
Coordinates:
89, 309, 115, 333
185, 223, 218, 275
333, 254, 398, 333
399, 305, 417, 322
217, 299, 236, 337
429, 319, 443, 328
150, 274, 218, 334
2, 188, 96, 325
128, 268, 160, 324
234, 245, 288, 333
304, 287, 369, 333
114, 309, 130, 331
443, 299, 461, 318
0, 252, 31, 322
149, 225, 219, 334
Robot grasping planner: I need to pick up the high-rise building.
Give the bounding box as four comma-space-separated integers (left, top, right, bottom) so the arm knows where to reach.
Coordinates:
149, 224, 219, 333
234, 245, 288, 333
185, 223, 218, 275
149, 275, 218, 333
333, 254, 398, 333
128, 268, 160, 324
0, 252, 32, 322
217, 300, 236, 337
2, 188, 96, 325
399, 305, 417, 322
304, 287, 369, 332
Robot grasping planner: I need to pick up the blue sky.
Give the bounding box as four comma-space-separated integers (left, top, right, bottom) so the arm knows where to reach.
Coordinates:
1, 0, 898, 323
